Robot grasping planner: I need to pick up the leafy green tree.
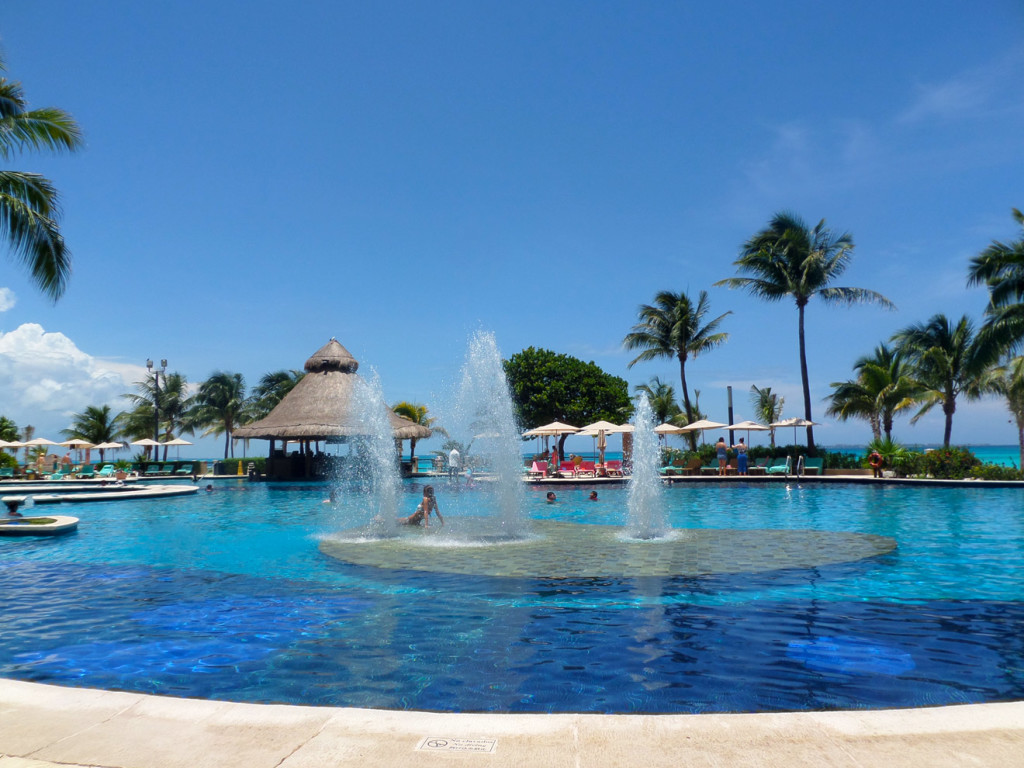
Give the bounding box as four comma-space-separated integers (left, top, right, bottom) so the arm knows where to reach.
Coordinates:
825, 344, 918, 442
892, 314, 1000, 447
247, 369, 305, 422
623, 289, 730, 449
968, 208, 1024, 354
503, 347, 633, 456
391, 402, 440, 463
749, 385, 784, 447
633, 377, 682, 426
190, 372, 247, 459
716, 211, 894, 453
1, 56, 83, 300
62, 404, 122, 461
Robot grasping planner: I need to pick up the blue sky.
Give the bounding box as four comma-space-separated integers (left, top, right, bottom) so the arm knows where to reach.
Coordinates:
2, 1, 1023, 458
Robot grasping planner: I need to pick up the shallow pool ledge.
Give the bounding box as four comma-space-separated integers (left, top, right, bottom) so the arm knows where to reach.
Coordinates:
2, 680, 1023, 768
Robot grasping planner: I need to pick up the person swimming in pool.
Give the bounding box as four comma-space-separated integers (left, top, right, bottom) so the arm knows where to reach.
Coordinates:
400, 485, 444, 527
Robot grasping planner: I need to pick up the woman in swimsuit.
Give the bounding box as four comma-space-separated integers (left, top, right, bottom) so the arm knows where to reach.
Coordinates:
716, 436, 729, 476
400, 485, 444, 527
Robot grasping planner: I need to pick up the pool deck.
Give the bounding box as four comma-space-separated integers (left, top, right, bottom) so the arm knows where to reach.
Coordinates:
1, 680, 1022, 768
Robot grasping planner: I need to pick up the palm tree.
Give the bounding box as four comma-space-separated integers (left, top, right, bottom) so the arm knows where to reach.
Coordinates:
716, 211, 894, 453
1, 57, 83, 300
892, 314, 1000, 447
633, 377, 683, 426
0, 415, 18, 442
62, 404, 122, 461
623, 289, 730, 449
749, 385, 784, 447
123, 371, 194, 460
391, 402, 439, 464
247, 369, 305, 422
968, 208, 1024, 352
825, 344, 918, 442
190, 372, 247, 459
983, 356, 1024, 470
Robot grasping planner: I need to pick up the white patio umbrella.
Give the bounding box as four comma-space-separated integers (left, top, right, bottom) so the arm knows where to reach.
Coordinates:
92, 441, 124, 462
131, 437, 163, 461
654, 422, 686, 434
161, 437, 193, 459
769, 417, 819, 445
61, 438, 96, 464
23, 437, 59, 447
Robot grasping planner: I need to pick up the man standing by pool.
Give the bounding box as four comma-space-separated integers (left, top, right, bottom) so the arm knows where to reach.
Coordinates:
448, 446, 461, 481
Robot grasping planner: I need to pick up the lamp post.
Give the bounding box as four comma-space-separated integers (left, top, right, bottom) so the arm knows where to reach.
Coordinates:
146, 358, 167, 461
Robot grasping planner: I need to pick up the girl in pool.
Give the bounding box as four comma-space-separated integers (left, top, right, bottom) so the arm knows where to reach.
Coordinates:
400, 485, 444, 527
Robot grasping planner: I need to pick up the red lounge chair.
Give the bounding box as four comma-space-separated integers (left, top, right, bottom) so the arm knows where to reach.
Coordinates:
578, 461, 597, 477
605, 460, 624, 477
559, 461, 577, 476
528, 460, 548, 478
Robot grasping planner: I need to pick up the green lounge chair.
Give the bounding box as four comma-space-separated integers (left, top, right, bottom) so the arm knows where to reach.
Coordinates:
77, 465, 96, 478
802, 457, 823, 475
765, 457, 791, 475
97, 464, 115, 478
748, 458, 769, 475
700, 462, 718, 475
0, 467, 13, 478
144, 464, 162, 476
161, 464, 175, 474
175, 463, 194, 475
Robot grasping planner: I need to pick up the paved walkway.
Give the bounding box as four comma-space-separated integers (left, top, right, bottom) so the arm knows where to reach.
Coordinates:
2, 680, 1023, 767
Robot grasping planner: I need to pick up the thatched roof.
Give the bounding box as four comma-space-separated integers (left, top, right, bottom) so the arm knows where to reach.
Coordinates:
234, 338, 431, 441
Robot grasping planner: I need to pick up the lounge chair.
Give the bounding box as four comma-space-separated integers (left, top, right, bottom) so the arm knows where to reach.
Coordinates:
802, 457, 823, 475
175, 463, 194, 475
527, 460, 547, 478
700, 462, 718, 475
558, 461, 577, 477
0, 467, 13, 479
766, 457, 791, 475
161, 464, 175, 474
577, 461, 597, 477
97, 464, 115, 478
46, 471, 68, 480
144, 464, 162, 476
77, 465, 96, 478
605, 460, 624, 477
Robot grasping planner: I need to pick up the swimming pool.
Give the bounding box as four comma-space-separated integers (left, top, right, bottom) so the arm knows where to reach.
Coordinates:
2, 479, 1023, 713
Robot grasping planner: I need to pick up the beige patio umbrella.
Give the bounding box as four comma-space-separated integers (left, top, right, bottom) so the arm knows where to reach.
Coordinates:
654, 422, 686, 434
726, 420, 770, 444
677, 418, 728, 446
91, 441, 124, 462
579, 420, 629, 463
131, 438, 162, 461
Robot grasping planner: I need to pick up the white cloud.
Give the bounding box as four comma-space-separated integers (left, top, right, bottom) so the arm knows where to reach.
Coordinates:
0, 288, 16, 312
0, 323, 147, 435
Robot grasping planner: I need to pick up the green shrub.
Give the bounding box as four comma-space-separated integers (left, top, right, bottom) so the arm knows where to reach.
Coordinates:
921, 446, 981, 479
969, 464, 1024, 481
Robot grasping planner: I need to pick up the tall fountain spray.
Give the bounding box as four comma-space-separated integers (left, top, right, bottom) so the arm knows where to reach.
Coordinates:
346, 370, 401, 537
446, 330, 528, 538
625, 392, 670, 540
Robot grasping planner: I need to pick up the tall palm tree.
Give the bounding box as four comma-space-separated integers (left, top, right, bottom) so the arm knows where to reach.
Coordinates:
983, 356, 1024, 470
391, 402, 439, 464
190, 372, 247, 459
716, 211, 894, 453
749, 385, 784, 447
825, 344, 918, 442
967, 208, 1024, 352
62, 404, 122, 461
1, 57, 83, 300
247, 369, 305, 422
892, 314, 1000, 447
633, 377, 683, 426
123, 371, 194, 460
623, 289, 730, 450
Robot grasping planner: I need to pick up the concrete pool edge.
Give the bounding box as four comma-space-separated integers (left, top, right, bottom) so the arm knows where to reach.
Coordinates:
2, 680, 1022, 767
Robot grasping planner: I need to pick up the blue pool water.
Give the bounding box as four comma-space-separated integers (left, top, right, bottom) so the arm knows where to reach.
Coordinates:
2, 479, 1023, 713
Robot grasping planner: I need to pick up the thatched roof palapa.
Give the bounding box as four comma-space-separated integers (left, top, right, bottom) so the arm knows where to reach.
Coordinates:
234, 338, 431, 441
